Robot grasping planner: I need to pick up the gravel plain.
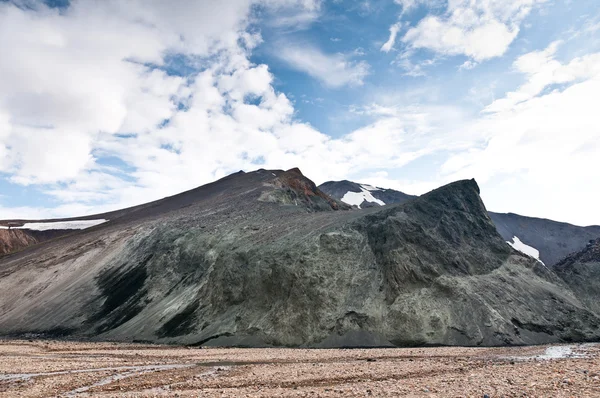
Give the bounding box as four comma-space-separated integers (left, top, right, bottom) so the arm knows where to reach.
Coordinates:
0, 340, 598, 397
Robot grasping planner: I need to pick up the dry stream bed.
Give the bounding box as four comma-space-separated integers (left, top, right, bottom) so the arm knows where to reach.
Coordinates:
0, 340, 598, 397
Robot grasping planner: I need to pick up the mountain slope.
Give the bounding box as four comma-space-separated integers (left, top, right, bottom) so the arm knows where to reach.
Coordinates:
319, 180, 600, 266
554, 239, 600, 316
1, 169, 598, 347
489, 213, 600, 266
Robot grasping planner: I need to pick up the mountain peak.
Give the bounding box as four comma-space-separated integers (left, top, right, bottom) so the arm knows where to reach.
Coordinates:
418, 179, 482, 211
284, 167, 304, 175
362, 177, 511, 279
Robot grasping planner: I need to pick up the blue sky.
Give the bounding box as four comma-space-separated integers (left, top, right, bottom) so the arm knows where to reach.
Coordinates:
0, 0, 599, 225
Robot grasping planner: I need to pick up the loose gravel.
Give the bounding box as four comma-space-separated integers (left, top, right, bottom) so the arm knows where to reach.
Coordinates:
0, 340, 598, 397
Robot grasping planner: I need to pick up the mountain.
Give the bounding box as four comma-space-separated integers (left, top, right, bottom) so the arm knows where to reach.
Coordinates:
318, 180, 416, 208
319, 180, 600, 266
1, 168, 599, 347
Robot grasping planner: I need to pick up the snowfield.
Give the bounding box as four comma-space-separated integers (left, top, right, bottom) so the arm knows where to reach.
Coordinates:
341, 187, 385, 208
0, 219, 107, 231
508, 236, 545, 265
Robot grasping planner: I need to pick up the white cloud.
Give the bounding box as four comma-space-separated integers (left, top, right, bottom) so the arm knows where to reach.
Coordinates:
484, 41, 600, 113
440, 46, 600, 226
276, 45, 370, 87
381, 23, 402, 53
459, 60, 477, 70
402, 0, 549, 61
0, 0, 342, 207
345, 42, 600, 226
0, 0, 321, 185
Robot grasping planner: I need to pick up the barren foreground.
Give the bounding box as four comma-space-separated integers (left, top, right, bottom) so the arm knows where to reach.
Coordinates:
0, 340, 598, 397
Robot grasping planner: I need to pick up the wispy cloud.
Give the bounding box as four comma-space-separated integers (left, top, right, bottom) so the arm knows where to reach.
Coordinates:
276, 44, 370, 87
381, 23, 402, 53
263, 0, 323, 29
484, 41, 600, 113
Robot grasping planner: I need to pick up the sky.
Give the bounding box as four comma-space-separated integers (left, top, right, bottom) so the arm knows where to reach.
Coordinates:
0, 0, 599, 226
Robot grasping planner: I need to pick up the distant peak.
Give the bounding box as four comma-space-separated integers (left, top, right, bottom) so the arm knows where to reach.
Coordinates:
260, 168, 350, 212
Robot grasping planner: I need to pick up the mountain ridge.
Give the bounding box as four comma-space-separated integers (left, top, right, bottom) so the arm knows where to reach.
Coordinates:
318, 180, 600, 266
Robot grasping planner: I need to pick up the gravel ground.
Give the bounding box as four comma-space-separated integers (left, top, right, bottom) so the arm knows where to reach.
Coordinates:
0, 340, 598, 397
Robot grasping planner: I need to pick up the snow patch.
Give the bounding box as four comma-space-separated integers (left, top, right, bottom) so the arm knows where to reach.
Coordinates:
341, 188, 385, 209
505, 344, 595, 362
507, 236, 545, 266
537, 346, 584, 360
0, 219, 107, 231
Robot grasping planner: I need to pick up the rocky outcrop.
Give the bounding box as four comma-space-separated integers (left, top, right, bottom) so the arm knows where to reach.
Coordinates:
0, 229, 38, 256
0, 229, 73, 256
260, 168, 350, 211
0, 170, 599, 347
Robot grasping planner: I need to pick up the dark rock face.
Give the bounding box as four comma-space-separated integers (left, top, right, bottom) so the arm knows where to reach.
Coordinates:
554, 239, 600, 316
0, 169, 599, 347
319, 180, 600, 266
